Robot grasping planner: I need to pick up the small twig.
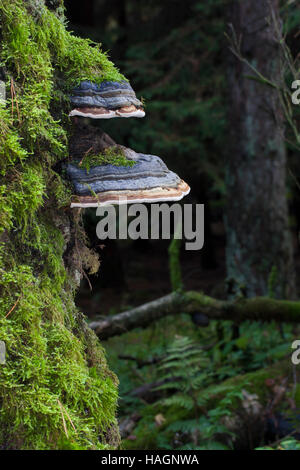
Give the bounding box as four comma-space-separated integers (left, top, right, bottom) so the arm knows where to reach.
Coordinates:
82, 268, 93, 292
5, 294, 22, 319
58, 399, 76, 434
267, 430, 298, 449
57, 399, 69, 438
226, 16, 300, 151
78, 146, 93, 167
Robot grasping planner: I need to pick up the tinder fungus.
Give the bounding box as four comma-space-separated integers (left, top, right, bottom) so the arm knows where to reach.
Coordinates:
69, 80, 145, 119
65, 146, 190, 208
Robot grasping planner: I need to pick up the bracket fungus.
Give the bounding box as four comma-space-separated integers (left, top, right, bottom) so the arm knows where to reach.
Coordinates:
69, 80, 145, 119
65, 146, 190, 208
66, 74, 190, 207
64, 124, 190, 208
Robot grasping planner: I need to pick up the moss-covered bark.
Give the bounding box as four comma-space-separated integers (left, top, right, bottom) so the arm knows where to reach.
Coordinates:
0, 0, 124, 450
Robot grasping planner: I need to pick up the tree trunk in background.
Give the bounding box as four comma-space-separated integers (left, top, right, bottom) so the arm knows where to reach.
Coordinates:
226, 0, 295, 299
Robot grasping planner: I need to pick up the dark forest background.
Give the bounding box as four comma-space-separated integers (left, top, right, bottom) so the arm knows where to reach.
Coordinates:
67, 0, 227, 311
65, 0, 300, 450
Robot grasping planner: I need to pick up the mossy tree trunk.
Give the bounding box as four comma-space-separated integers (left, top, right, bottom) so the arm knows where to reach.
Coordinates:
0, 0, 124, 450
226, 0, 295, 299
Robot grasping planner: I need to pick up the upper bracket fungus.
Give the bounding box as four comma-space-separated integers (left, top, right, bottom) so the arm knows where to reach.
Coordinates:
69, 80, 145, 119
66, 63, 189, 207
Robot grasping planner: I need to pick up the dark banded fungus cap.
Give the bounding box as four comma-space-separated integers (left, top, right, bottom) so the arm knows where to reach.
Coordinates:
69, 80, 145, 119
65, 147, 190, 208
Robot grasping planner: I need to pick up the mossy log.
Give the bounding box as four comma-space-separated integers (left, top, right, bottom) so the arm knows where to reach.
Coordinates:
90, 291, 300, 340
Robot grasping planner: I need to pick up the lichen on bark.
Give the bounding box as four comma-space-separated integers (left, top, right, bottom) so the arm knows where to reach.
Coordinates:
0, 0, 123, 450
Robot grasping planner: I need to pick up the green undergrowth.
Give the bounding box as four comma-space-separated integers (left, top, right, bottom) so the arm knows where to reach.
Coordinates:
103, 307, 295, 450
0, 0, 123, 450
78, 146, 136, 173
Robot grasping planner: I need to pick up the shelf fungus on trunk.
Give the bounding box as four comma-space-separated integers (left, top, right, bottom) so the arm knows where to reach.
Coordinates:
69, 80, 145, 119
65, 146, 190, 208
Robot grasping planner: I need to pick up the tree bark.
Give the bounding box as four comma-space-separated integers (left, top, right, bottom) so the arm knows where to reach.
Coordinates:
226, 0, 295, 299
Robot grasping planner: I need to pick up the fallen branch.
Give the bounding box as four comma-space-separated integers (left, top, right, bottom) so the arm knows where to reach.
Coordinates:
89, 291, 300, 340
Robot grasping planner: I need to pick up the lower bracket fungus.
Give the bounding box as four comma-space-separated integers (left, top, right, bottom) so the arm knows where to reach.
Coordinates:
66, 148, 190, 208
64, 125, 190, 208
69, 80, 145, 119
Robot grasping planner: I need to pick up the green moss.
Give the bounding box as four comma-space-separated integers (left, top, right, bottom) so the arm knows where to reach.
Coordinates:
0, 0, 125, 88
0, 0, 122, 450
79, 146, 136, 173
